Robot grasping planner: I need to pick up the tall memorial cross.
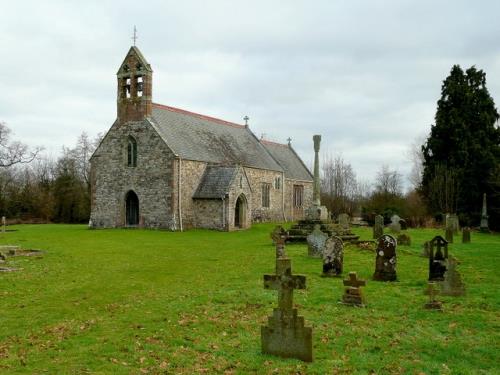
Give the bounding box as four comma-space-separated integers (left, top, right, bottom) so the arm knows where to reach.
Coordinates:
270, 226, 288, 259
312, 135, 321, 206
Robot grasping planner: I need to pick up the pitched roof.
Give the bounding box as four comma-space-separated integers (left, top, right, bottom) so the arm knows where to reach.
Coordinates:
150, 104, 283, 171
192, 165, 238, 199
261, 140, 313, 181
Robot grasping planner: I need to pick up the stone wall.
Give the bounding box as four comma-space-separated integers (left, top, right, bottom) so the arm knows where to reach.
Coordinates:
90, 119, 175, 228
243, 167, 285, 222
225, 167, 252, 231
284, 179, 313, 221
193, 200, 224, 229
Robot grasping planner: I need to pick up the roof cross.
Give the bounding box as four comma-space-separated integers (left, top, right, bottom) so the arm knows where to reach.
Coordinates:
287, 137, 292, 145
243, 115, 249, 126
132, 26, 138, 46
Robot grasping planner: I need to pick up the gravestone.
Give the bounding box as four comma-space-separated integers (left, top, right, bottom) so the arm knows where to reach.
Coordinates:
373, 215, 384, 239
446, 214, 459, 235
399, 219, 407, 230
1, 216, 5, 233
338, 213, 350, 231
445, 227, 453, 243
480, 193, 489, 232
341, 272, 366, 307
389, 215, 401, 234
322, 236, 343, 277
373, 234, 397, 281
397, 233, 411, 246
420, 241, 430, 257
424, 282, 443, 310
462, 227, 471, 244
441, 256, 465, 296
262, 257, 313, 362
271, 225, 288, 259
306, 224, 328, 258
429, 236, 448, 281
0, 252, 5, 263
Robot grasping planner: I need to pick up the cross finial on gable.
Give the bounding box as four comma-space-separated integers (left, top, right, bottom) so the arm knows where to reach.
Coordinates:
287, 137, 292, 146
243, 115, 249, 126
132, 25, 138, 46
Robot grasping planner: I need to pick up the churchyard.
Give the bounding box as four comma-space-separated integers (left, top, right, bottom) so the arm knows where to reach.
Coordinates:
0, 223, 499, 374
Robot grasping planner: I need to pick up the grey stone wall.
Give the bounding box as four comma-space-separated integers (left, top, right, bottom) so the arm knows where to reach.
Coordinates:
193, 200, 224, 229
225, 167, 252, 231
90, 120, 175, 228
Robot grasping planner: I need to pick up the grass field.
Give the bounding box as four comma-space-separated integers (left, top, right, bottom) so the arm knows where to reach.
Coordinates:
0, 224, 499, 374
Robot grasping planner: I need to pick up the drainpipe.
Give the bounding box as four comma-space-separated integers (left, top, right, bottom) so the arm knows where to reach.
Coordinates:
177, 156, 183, 232
281, 171, 286, 222
222, 197, 225, 230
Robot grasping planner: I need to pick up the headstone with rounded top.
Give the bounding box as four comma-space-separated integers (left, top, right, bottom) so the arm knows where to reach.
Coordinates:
462, 227, 471, 244
322, 236, 343, 277
389, 215, 401, 234
338, 213, 350, 231
306, 224, 328, 258
373, 234, 397, 281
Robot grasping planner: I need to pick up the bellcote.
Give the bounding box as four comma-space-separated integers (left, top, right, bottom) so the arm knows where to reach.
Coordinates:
117, 46, 153, 122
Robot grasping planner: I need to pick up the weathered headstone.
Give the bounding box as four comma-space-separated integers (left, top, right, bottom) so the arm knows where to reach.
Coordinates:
262, 257, 313, 362
306, 224, 328, 258
420, 241, 430, 258
480, 193, 490, 232
341, 272, 366, 307
322, 236, 343, 277
399, 219, 407, 230
445, 227, 453, 243
1, 216, 5, 233
462, 227, 471, 244
373, 234, 397, 281
445, 213, 459, 235
389, 215, 401, 234
338, 213, 350, 231
397, 233, 411, 246
429, 235, 448, 281
441, 256, 465, 296
373, 215, 384, 239
271, 225, 288, 259
424, 282, 443, 310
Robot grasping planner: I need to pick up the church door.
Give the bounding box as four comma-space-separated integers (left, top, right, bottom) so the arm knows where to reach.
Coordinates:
125, 190, 139, 226
234, 194, 246, 228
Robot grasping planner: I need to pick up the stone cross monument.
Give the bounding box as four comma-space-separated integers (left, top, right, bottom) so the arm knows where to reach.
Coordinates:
261, 257, 313, 362
305, 135, 328, 221
480, 193, 490, 232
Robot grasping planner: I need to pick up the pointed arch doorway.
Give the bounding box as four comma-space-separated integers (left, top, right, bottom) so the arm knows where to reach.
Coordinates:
234, 194, 247, 229
125, 190, 139, 226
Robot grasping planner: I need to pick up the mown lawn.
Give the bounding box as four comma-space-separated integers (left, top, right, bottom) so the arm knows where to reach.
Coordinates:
0, 224, 499, 374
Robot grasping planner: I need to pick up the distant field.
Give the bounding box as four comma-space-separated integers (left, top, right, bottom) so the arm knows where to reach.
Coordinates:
0, 224, 498, 374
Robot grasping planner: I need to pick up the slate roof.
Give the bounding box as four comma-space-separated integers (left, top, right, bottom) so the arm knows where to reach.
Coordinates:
261, 140, 313, 181
150, 104, 284, 172
192, 165, 237, 199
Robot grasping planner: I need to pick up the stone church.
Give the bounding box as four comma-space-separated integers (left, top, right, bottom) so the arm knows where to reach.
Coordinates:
89, 46, 313, 230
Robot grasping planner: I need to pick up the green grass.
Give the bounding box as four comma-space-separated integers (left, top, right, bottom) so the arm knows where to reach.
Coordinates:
0, 224, 499, 374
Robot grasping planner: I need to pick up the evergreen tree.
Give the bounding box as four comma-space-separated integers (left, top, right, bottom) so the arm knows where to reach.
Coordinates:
422, 65, 500, 227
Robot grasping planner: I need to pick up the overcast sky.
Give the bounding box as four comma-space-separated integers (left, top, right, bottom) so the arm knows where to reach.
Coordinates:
1, 0, 499, 189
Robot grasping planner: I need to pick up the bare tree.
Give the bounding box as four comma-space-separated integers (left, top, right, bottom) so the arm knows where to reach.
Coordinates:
407, 135, 426, 190
374, 165, 403, 196
427, 163, 460, 214
0, 122, 41, 167
321, 152, 358, 215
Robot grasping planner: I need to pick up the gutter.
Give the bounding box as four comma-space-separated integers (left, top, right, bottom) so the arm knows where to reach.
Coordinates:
178, 156, 183, 232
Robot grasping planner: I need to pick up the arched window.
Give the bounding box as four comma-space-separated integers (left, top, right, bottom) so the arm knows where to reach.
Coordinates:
127, 136, 137, 167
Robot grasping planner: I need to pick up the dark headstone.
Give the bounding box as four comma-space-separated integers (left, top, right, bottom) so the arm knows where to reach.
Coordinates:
306, 224, 328, 258
271, 225, 288, 259
429, 236, 448, 281
262, 258, 313, 362
397, 233, 411, 246
441, 256, 465, 296
341, 272, 366, 307
322, 236, 343, 277
399, 219, 407, 230
373, 215, 384, 239
373, 234, 397, 281
424, 282, 443, 310
462, 227, 471, 244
